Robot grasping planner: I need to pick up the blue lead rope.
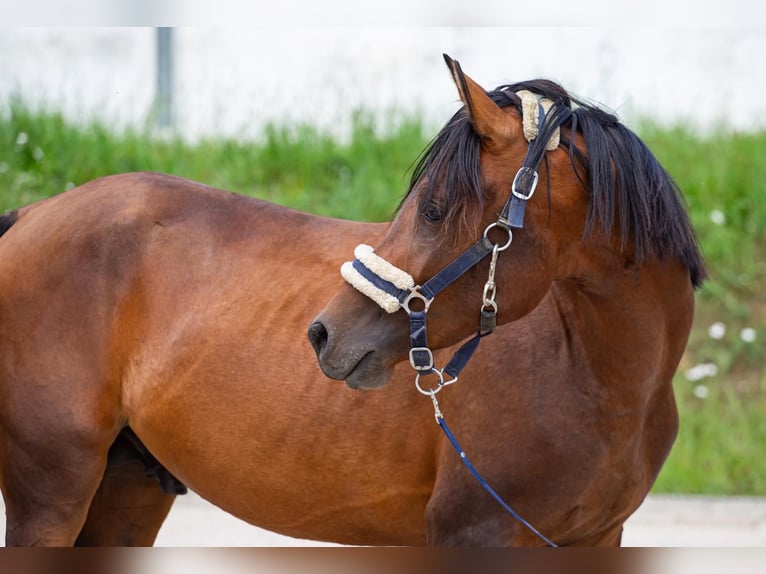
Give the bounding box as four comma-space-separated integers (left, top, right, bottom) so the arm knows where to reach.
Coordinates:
436, 414, 559, 547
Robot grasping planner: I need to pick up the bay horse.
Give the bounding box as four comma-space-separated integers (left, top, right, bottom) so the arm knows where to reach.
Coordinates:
309, 55, 705, 545
0, 56, 703, 548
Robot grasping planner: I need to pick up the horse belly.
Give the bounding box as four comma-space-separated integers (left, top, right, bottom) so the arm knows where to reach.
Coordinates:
123, 360, 434, 546
139, 417, 431, 545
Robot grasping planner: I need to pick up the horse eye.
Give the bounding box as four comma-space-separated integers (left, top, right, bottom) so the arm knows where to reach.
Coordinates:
421, 201, 443, 223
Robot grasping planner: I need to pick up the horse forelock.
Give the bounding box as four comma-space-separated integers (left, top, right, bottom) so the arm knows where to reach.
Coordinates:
402, 78, 706, 288
401, 109, 483, 241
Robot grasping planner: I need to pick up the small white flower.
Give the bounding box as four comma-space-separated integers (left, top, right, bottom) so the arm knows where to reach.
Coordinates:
32, 147, 44, 161
15, 132, 28, 146
709, 209, 725, 225
693, 384, 710, 399
684, 362, 718, 382
707, 322, 726, 340
740, 327, 757, 343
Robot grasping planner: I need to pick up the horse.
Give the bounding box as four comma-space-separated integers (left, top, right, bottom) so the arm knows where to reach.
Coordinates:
309, 55, 706, 546
0, 55, 703, 548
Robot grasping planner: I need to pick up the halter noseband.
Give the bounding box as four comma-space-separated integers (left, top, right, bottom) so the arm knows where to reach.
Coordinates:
341, 91, 556, 394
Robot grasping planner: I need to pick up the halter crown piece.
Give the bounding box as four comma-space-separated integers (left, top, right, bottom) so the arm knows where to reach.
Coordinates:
338, 89, 560, 548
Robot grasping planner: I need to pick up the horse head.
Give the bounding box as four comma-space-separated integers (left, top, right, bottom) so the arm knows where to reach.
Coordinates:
309, 54, 704, 390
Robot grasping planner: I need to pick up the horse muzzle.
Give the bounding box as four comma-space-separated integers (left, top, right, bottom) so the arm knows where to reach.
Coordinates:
307, 318, 393, 390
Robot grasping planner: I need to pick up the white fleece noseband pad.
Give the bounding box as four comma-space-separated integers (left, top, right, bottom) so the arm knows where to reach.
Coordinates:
340, 244, 415, 313
516, 89, 560, 151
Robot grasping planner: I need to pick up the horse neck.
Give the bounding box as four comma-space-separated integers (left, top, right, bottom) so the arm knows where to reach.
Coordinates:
553, 247, 695, 398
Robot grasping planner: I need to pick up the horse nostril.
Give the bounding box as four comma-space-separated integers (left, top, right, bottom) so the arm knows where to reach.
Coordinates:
307, 321, 329, 356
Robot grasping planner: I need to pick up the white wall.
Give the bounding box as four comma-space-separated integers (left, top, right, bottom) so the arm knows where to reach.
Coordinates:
1, 27, 764, 139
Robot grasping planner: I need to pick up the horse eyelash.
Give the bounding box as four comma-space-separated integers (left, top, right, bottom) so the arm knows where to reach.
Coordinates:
421, 199, 444, 223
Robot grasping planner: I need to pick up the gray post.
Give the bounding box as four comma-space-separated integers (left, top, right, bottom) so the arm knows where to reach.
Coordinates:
156, 27, 173, 129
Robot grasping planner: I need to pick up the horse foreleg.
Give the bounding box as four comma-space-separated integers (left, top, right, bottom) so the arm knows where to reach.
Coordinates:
75, 459, 176, 547
425, 485, 560, 547
1, 435, 111, 546
570, 524, 623, 547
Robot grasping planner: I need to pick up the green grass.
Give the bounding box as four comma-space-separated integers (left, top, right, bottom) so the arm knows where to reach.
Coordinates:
639, 123, 766, 495
0, 100, 424, 221
655, 376, 766, 494
1, 101, 765, 495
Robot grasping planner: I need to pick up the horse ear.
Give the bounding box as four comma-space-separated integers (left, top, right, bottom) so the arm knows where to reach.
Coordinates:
443, 54, 517, 148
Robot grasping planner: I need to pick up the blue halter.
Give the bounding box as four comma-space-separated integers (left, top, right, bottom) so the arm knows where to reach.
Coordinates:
347, 100, 546, 392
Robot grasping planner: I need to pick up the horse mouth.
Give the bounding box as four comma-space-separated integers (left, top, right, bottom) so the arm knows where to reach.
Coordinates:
343, 351, 392, 390
308, 318, 396, 390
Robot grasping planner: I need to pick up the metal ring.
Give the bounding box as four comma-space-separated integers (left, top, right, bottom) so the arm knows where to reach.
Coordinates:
481, 296, 498, 313
402, 288, 432, 314
414, 369, 445, 396
483, 223, 513, 251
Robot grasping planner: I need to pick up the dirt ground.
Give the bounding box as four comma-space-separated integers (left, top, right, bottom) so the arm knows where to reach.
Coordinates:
1, 491, 764, 546
154, 492, 766, 547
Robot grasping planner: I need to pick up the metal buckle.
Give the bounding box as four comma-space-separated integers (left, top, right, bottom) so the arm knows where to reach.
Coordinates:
511, 166, 539, 200
409, 347, 434, 371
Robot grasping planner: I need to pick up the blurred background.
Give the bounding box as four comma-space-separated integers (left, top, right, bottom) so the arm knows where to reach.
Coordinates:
0, 10, 764, 545
1, 27, 764, 139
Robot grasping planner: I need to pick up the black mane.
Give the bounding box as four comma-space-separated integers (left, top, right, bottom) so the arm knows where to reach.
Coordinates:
0, 210, 18, 238
407, 79, 706, 288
